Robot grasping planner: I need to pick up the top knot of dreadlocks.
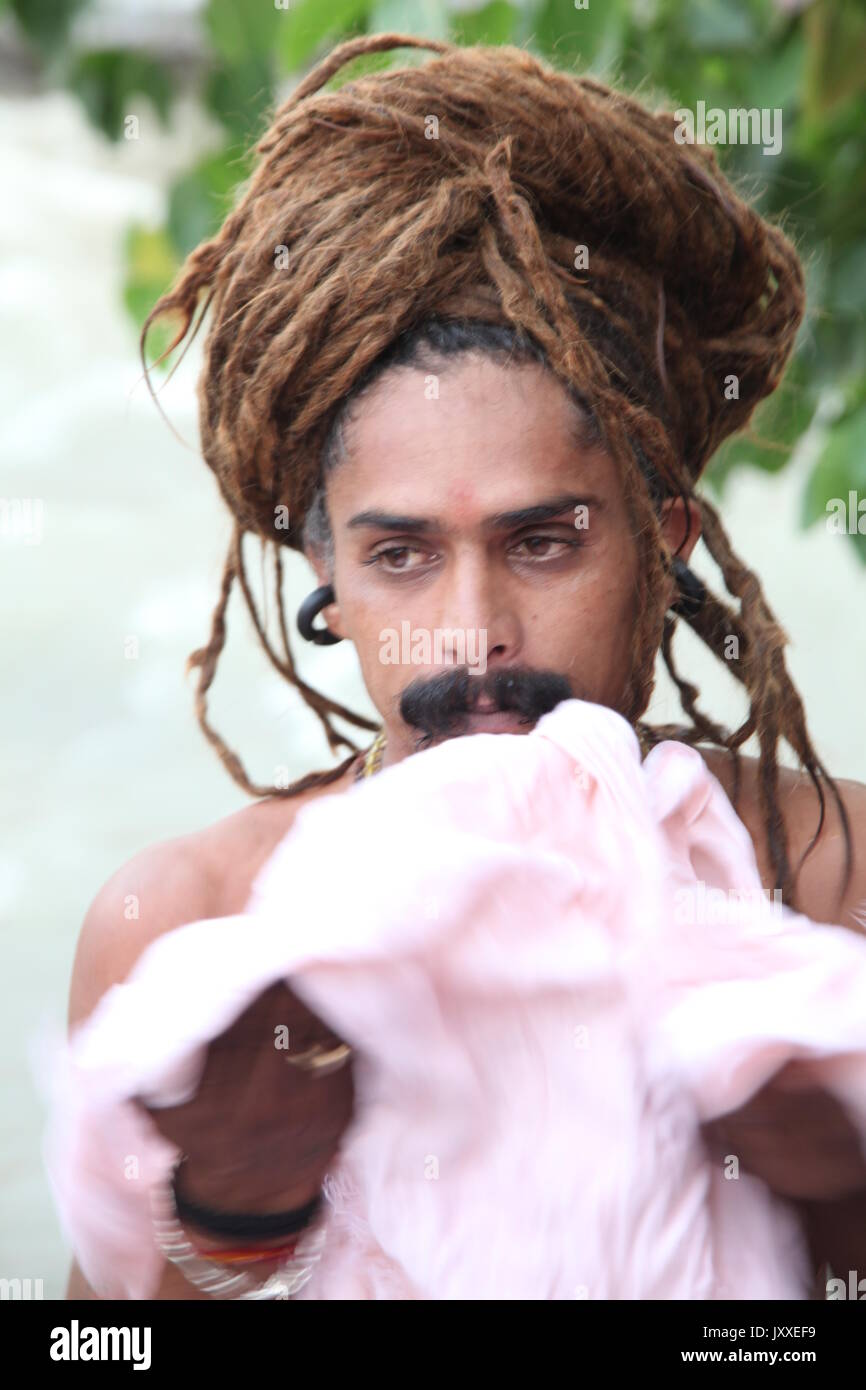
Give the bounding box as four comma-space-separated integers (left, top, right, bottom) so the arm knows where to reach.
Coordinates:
142, 31, 850, 912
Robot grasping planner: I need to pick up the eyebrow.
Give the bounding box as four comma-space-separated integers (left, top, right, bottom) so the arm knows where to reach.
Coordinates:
346, 493, 605, 535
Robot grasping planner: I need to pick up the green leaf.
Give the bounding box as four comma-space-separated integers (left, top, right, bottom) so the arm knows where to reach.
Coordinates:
66, 50, 173, 141
680, 0, 763, 52
837, 373, 866, 420
738, 27, 805, 113
320, 49, 402, 86
276, 0, 371, 74
204, 55, 276, 146
368, 0, 450, 42
319, 11, 449, 91
167, 150, 249, 260
804, 315, 866, 392
804, 0, 866, 120
451, 1, 517, 47
827, 242, 866, 318
10, 0, 88, 56
707, 358, 817, 493
801, 404, 866, 564
531, 0, 626, 74
205, 0, 283, 62
122, 224, 182, 368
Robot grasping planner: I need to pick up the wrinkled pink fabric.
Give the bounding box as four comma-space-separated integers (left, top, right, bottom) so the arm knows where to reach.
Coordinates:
34, 698, 866, 1299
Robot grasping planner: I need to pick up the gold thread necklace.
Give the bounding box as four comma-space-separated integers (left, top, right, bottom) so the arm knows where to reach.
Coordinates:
354, 729, 387, 782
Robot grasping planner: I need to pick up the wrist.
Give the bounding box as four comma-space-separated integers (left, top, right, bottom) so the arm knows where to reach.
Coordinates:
175, 1152, 326, 1215
171, 1155, 326, 1242
151, 1160, 330, 1300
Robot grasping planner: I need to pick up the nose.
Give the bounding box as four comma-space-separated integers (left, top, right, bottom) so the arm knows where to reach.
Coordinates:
433, 549, 522, 669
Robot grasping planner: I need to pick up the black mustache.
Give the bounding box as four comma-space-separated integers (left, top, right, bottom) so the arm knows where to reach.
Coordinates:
399, 666, 574, 746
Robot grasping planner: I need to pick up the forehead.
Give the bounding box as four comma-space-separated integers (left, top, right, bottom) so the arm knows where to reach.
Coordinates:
328, 356, 624, 522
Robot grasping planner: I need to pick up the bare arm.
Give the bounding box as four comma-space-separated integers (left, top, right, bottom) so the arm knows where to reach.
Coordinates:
700, 773, 866, 1289
62, 835, 353, 1301
63, 837, 221, 1300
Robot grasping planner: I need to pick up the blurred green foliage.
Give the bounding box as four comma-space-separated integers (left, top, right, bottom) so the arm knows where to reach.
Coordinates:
9, 0, 866, 560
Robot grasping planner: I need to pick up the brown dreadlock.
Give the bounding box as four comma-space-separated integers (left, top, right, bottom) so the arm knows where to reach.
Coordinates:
141, 31, 853, 914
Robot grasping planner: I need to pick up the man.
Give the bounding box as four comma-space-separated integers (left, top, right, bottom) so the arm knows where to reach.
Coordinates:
66, 33, 866, 1298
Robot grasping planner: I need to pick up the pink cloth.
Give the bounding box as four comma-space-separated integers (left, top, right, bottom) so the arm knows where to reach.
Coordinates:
34, 698, 866, 1299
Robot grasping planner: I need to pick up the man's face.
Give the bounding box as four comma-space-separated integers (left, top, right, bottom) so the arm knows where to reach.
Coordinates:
309, 355, 697, 766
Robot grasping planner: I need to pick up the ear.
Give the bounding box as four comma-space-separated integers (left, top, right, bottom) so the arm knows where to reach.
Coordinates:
659, 496, 702, 609
303, 546, 347, 640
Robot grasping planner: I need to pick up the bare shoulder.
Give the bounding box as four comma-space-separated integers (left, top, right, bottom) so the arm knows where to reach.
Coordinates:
67, 763, 358, 1031
697, 746, 866, 931
64, 761, 360, 1298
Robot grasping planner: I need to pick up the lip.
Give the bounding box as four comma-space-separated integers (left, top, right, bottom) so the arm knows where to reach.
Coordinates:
457, 710, 530, 734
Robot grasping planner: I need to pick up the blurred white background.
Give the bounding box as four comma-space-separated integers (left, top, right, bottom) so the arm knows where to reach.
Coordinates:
1, 20, 864, 1298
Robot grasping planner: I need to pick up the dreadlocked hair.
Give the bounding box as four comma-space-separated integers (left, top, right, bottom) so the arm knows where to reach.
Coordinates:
141, 30, 852, 915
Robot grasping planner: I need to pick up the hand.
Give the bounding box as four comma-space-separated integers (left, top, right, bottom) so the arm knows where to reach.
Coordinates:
701, 1059, 866, 1203
134, 980, 355, 1217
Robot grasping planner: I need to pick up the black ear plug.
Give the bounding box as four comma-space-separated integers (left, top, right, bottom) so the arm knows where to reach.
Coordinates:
670, 556, 707, 619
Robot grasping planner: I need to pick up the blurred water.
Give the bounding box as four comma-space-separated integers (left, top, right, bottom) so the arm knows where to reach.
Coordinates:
0, 89, 377, 1296
1, 88, 863, 1298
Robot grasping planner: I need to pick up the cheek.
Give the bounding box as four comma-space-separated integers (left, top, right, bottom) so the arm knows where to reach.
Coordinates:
531, 565, 638, 694
331, 556, 378, 638
335, 590, 405, 700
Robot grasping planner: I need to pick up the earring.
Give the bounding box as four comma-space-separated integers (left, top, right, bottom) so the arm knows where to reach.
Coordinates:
669, 556, 706, 619
297, 584, 343, 645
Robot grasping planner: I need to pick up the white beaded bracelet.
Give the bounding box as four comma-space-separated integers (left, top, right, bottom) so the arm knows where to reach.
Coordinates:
149, 1159, 329, 1300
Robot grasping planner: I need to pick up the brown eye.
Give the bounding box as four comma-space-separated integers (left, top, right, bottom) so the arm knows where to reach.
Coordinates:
511, 535, 582, 560
366, 545, 428, 572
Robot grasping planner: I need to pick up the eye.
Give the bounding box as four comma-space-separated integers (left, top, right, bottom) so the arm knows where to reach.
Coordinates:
362, 544, 434, 573
510, 534, 584, 561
